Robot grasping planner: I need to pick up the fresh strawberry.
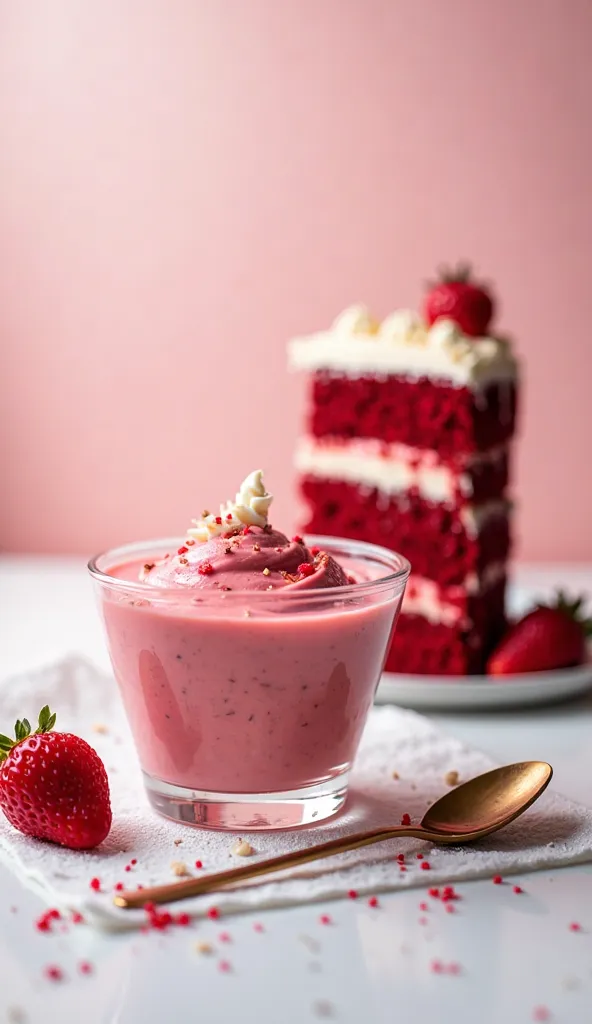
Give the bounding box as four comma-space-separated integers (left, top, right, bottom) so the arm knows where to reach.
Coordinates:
0, 706, 112, 849
424, 264, 494, 337
487, 592, 591, 675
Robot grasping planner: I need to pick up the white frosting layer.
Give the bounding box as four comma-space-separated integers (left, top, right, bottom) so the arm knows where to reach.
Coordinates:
295, 437, 507, 505
188, 470, 273, 542
403, 565, 506, 626
289, 306, 517, 389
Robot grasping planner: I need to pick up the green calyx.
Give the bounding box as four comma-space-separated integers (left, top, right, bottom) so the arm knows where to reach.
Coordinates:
542, 591, 592, 637
0, 705, 57, 763
425, 262, 474, 292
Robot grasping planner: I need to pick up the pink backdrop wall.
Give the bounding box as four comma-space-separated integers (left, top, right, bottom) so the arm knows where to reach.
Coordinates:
1, 1, 591, 559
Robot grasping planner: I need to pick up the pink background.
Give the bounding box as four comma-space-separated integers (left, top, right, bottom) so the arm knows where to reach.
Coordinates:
1, 1, 591, 559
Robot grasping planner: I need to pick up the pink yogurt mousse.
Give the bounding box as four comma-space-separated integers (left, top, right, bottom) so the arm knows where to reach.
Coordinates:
101, 526, 399, 794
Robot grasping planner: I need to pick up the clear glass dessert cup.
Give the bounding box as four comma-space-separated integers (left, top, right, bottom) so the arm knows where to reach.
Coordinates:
88, 536, 409, 831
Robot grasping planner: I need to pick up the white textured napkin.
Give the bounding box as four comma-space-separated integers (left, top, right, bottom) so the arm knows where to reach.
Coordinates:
1, 656, 591, 932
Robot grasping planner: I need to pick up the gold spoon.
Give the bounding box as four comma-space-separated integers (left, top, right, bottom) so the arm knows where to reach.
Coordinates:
114, 760, 552, 910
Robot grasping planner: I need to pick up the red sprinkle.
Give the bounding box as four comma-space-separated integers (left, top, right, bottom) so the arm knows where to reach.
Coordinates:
532, 1008, 550, 1022
348, 889, 359, 900
215, 516, 222, 525
44, 965, 63, 982
36, 916, 52, 933
513, 885, 523, 894
428, 888, 440, 898
420, 861, 431, 871
430, 959, 444, 974
419, 902, 428, 911
177, 546, 188, 555
569, 922, 582, 932
396, 853, 405, 863
243, 526, 251, 534
130, 858, 137, 866
79, 961, 93, 975
114, 883, 124, 892
445, 904, 456, 914
448, 962, 461, 975
207, 907, 220, 920
399, 865, 407, 872
125, 865, 131, 872
291, 535, 303, 544
310, 546, 320, 555
143, 902, 155, 914
419, 916, 428, 926
401, 813, 411, 826
219, 931, 232, 942
218, 960, 232, 973
253, 922, 265, 932
298, 562, 315, 577
198, 562, 214, 575
71, 911, 85, 925
226, 514, 233, 521
195, 860, 203, 869
319, 914, 332, 925
492, 875, 503, 885
89, 877, 101, 892
176, 913, 191, 927
368, 897, 379, 908
442, 885, 455, 898
417, 853, 424, 860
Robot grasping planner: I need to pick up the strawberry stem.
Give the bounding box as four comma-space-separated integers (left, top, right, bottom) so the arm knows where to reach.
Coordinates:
0, 706, 57, 762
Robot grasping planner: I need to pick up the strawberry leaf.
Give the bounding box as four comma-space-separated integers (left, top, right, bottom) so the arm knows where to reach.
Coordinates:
36, 705, 56, 735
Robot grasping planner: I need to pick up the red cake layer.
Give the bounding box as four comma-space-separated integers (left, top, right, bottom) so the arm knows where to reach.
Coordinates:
301, 477, 511, 587
309, 374, 517, 457
386, 577, 507, 676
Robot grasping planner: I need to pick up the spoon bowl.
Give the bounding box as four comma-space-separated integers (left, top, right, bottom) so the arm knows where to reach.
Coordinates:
114, 760, 553, 909
420, 760, 553, 839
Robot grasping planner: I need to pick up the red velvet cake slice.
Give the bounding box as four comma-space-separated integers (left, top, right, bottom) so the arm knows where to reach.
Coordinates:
288, 277, 519, 675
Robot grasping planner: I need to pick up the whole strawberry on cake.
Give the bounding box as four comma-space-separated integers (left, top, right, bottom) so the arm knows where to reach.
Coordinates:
288, 265, 519, 675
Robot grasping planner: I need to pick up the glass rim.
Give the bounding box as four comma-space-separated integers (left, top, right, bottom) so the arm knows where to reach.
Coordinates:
87, 534, 411, 603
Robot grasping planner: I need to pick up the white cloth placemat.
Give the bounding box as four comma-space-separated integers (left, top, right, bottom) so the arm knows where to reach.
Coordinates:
1, 656, 591, 931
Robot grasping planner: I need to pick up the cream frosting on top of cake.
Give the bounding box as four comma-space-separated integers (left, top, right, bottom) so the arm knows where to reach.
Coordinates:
288, 305, 518, 388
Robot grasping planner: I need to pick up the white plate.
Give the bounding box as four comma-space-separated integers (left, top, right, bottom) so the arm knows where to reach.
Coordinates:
376, 662, 592, 711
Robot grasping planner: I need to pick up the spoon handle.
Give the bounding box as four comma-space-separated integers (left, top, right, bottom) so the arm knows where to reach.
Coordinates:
114, 825, 428, 909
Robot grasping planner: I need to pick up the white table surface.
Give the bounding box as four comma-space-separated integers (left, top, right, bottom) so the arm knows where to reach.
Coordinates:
0, 557, 591, 1024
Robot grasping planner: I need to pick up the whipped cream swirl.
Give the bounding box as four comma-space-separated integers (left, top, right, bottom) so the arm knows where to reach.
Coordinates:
188, 470, 273, 543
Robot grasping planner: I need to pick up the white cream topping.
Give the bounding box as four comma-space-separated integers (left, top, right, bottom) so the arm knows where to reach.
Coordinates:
288, 306, 517, 388
295, 436, 508, 505
403, 567, 507, 626
188, 470, 273, 542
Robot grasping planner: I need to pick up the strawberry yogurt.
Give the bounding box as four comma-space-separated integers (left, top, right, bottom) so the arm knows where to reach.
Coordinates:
90, 472, 409, 829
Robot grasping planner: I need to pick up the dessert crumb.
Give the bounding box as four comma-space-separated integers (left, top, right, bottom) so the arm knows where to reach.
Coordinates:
195, 941, 214, 955
243, 610, 252, 618
262, 567, 271, 576
392, 770, 400, 780
299, 934, 321, 954
92, 723, 108, 735
170, 861, 190, 877
445, 770, 459, 787
6, 1009, 27, 1024
313, 999, 334, 1017
232, 838, 254, 857
173, 839, 183, 847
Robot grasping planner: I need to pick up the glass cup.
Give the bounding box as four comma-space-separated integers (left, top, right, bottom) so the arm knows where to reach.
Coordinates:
88, 535, 409, 830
